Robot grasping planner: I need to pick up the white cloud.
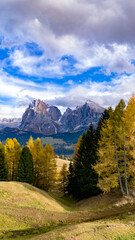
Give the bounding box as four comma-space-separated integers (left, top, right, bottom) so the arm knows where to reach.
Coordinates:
1, 0, 135, 76
47, 74, 135, 110
1, 0, 135, 117
0, 68, 135, 117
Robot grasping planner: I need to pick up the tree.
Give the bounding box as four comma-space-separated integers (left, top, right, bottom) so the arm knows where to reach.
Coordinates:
27, 137, 44, 187
34, 138, 43, 186
0, 147, 8, 181
94, 98, 135, 195
71, 124, 100, 199
124, 95, 135, 187
13, 138, 21, 180
5, 138, 21, 181
114, 99, 128, 195
67, 162, 74, 195
59, 163, 68, 194
17, 146, 34, 184
96, 107, 112, 141
72, 136, 82, 161
38, 144, 57, 191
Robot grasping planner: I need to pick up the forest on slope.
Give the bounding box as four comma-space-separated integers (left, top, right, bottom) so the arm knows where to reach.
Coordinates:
0, 95, 135, 199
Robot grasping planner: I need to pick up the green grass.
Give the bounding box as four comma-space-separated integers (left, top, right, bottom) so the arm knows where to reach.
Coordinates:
0, 182, 134, 240
115, 234, 135, 240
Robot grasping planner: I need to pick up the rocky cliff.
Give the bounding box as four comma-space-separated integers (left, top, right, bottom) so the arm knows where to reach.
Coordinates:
20, 99, 104, 134
20, 99, 62, 135
59, 100, 104, 132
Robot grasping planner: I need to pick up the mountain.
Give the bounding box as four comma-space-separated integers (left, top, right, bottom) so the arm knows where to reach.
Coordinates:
59, 100, 104, 132
20, 99, 62, 135
0, 118, 21, 130
0, 99, 104, 135
20, 99, 104, 134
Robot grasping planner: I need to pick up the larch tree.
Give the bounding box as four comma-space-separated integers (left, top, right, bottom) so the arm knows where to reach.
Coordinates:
41, 144, 57, 191
34, 138, 43, 187
124, 95, 135, 188
0, 146, 8, 181
13, 138, 21, 181
93, 115, 120, 193
72, 135, 82, 162
94, 98, 135, 195
5, 138, 21, 181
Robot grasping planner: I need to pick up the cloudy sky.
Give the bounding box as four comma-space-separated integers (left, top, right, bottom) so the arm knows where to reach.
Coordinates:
0, 0, 135, 117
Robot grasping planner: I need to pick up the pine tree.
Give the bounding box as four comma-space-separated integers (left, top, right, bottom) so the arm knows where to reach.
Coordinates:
0, 148, 8, 181
72, 124, 100, 199
67, 162, 74, 195
96, 107, 112, 141
17, 146, 34, 184
59, 163, 68, 194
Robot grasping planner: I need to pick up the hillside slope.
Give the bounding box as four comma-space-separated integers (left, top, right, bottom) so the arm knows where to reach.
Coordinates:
0, 182, 134, 239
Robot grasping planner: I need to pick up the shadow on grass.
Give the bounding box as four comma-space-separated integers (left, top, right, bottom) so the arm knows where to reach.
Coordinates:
0, 224, 64, 239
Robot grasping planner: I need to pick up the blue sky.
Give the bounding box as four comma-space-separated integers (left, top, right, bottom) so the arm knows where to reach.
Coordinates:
0, 0, 135, 117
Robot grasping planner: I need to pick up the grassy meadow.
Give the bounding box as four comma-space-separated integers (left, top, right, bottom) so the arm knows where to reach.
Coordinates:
0, 182, 134, 239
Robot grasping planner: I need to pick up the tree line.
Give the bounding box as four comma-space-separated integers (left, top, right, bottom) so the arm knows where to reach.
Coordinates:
0, 95, 135, 199
0, 137, 58, 191
67, 95, 135, 199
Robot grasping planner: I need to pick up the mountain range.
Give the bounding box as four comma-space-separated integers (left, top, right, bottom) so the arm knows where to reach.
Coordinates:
0, 99, 104, 135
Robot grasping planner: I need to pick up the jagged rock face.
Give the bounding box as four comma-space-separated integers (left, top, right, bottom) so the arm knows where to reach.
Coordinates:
20, 99, 62, 135
0, 118, 21, 130
60, 100, 104, 132
17, 99, 104, 134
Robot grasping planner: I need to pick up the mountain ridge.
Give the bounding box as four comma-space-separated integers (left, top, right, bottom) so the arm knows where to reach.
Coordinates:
0, 99, 104, 134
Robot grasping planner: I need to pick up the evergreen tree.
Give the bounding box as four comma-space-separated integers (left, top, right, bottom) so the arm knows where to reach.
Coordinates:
59, 163, 68, 194
17, 146, 34, 184
0, 148, 8, 181
96, 107, 112, 141
67, 162, 74, 195
71, 124, 100, 199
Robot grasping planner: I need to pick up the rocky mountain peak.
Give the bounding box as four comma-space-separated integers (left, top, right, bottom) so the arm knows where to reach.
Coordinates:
29, 99, 48, 112
2, 98, 104, 134
84, 100, 104, 113
20, 99, 62, 134
59, 100, 104, 132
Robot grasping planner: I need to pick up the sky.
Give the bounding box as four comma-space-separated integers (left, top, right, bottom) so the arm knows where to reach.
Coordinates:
0, 0, 135, 118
